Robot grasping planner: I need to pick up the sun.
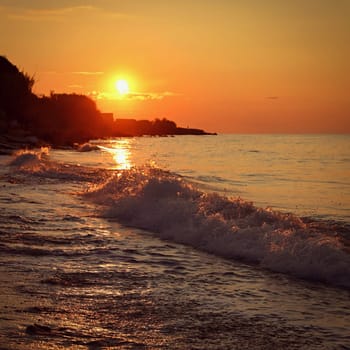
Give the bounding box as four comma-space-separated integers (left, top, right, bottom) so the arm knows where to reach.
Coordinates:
115, 79, 129, 95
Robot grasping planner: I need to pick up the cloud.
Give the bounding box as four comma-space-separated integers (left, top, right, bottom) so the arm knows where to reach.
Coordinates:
0, 0, 91, 10
87, 91, 179, 101
35, 71, 104, 76
0, 2, 131, 21
1, 4, 97, 21
125, 91, 179, 101
73, 71, 104, 76
68, 84, 84, 89
38, 71, 60, 75
266, 96, 279, 100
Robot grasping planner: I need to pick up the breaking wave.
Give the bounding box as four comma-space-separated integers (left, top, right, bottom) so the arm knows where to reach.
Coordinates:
85, 166, 350, 288
8, 150, 350, 288
9, 148, 110, 183
9, 147, 50, 167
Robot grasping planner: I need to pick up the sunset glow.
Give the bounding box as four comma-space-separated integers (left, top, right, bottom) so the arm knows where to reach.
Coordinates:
2, 1, 349, 133
1, 1, 350, 346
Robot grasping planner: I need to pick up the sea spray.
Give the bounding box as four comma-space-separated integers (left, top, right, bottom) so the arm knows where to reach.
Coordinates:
9, 147, 50, 167
85, 165, 350, 288
9, 148, 111, 183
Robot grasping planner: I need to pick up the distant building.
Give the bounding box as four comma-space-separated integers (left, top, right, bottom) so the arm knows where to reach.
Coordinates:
101, 113, 114, 123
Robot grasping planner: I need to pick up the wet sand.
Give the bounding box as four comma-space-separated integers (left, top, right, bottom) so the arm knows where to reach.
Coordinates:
0, 237, 324, 350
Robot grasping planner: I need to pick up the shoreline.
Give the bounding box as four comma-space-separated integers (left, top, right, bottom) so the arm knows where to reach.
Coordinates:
0, 128, 217, 155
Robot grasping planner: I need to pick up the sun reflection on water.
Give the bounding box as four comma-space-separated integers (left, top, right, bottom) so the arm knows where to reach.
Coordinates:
110, 139, 132, 170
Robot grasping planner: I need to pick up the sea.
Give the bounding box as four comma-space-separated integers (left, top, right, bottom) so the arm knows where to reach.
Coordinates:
0, 134, 349, 349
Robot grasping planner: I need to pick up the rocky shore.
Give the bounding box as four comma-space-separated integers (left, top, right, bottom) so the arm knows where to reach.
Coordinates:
0, 132, 44, 155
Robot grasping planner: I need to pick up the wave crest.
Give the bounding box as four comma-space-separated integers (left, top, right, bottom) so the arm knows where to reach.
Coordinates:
85, 166, 350, 288
9, 148, 109, 183
9, 147, 50, 168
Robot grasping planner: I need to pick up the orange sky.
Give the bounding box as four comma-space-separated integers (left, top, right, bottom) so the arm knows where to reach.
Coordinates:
1, 0, 349, 133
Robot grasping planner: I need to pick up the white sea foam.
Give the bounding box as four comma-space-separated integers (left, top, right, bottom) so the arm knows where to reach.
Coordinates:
9, 148, 110, 183
9, 147, 49, 167
85, 166, 350, 288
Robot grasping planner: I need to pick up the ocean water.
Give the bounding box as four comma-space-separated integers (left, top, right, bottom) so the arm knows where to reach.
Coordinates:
0, 134, 349, 349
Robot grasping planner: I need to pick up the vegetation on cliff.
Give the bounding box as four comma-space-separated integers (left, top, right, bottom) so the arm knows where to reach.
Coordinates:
0, 56, 215, 147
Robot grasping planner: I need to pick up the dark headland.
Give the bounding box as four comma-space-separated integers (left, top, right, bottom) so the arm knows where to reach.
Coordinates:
0, 56, 216, 152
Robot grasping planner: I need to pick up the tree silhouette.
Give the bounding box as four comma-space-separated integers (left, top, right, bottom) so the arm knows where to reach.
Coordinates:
0, 56, 36, 129
35, 93, 103, 145
1, 56, 213, 145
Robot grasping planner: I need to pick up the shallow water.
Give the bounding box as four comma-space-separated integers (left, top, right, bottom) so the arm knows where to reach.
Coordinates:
1, 135, 350, 349
52, 134, 350, 222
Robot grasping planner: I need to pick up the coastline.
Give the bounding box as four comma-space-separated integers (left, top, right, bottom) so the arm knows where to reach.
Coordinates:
0, 133, 44, 155
0, 127, 216, 155
0, 121, 216, 151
